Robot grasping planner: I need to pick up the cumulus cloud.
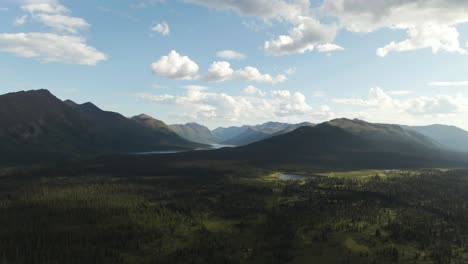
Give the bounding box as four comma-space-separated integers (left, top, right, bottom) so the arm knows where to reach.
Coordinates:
243, 85, 266, 96
135, 85, 332, 122
236, 66, 287, 84
264, 17, 341, 56
323, 0, 468, 56
151, 50, 200, 80
0, 33, 106, 65
204, 61, 234, 82
187, 0, 342, 56
333, 87, 466, 117
217, 50, 247, 60
152, 22, 170, 36
406, 95, 462, 116
0, 0, 106, 65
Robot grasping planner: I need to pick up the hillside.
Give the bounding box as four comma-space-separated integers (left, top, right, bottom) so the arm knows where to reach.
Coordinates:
212, 119, 466, 169
0, 89, 199, 163
216, 122, 292, 145
169, 122, 218, 144
405, 125, 468, 152
221, 127, 271, 146
272, 122, 315, 136
212, 126, 249, 142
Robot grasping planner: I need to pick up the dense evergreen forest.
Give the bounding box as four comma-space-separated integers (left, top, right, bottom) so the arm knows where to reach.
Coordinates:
1, 165, 468, 264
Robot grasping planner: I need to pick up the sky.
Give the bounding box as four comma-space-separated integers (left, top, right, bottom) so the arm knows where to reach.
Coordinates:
1, 0, 468, 129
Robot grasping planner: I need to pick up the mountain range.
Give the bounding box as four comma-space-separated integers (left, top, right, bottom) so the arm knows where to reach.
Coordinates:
1, 89, 468, 169
0, 89, 200, 163
171, 121, 314, 146
206, 118, 467, 169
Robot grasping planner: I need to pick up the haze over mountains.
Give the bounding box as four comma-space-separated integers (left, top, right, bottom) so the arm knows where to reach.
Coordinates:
1, 89, 468, 168
170, 121, 315, 146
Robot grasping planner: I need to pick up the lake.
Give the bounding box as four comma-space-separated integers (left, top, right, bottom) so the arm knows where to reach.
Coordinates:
132, 144, 233, 155
278, 174, 315, 181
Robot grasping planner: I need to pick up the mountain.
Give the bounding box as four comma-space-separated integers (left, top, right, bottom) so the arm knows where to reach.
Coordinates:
211, 118, 465, 169
215, 122, 292, 145
0, 89, 200, 163
221, 127, 271, 146
212, 126, 249, 142
169, 123, 218, 144
131, 114, 170, 132
272, 122, 315, 136
404, 125, 468, 152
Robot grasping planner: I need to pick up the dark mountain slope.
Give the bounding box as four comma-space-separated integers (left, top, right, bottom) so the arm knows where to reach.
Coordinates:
404, 125, 468, 152
131, 114, 173, 135
272, 122, 315, 136
169, 123, 218, 144
211, 119, 467, 169
77, 119, 468, 175
0, 90, 199, 163
212, 126, 249, 142
222, 127, 271, 146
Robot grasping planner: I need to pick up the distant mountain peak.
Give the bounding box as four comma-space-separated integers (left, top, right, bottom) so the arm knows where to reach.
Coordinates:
133, 113, 154, 120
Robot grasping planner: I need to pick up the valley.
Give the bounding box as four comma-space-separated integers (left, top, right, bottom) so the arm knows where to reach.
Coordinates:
1, 90, 468, 264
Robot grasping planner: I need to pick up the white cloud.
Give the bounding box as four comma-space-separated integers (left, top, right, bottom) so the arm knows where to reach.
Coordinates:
0, 7, 9, 11
185, 0, 307, 20
265, 17, 341, 56
271, 90, 313, 116
333, 87, 466, 117
152, 22, 170, 36
0, 0, 105, 65
376, 25, 466, 57
243, 85, 266, 96
187, 0, 342, 56
14, 15, 28, 26
323, 0, 468, 56
0, 33, 107, 65
236, 66, 287, 84
204, 61, 234, 82
34, 14, 89, 34
135, 85, 332, 122
316, 43, 344, 52
151, 50, 200, 80
21, 3, 69, 14
217, 50, 247, 60
429, 81, 468, 87
406, 95, 462, 116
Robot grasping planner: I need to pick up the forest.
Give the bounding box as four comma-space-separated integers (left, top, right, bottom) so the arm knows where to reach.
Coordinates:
1, 164, 468, 264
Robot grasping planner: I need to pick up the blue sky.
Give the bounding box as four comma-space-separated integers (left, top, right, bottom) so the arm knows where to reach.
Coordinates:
1, 0, 468, 129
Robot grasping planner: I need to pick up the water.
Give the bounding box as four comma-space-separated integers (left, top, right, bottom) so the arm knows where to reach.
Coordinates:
132, 150, 183, 155
278, 174, 314, 181
132, 144, 233, 155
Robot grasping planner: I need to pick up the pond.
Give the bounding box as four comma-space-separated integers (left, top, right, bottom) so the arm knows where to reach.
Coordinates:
278, 174, 316, 181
